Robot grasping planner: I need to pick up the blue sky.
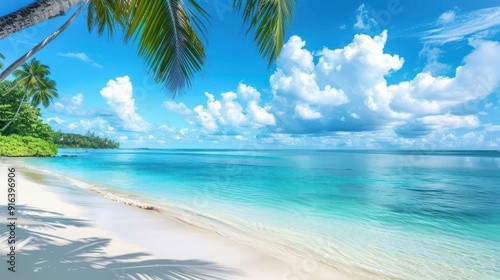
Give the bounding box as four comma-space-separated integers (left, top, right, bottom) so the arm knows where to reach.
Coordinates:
1, 0, 499, 149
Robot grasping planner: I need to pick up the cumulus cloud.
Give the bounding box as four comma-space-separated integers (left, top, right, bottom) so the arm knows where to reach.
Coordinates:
161, 30, 499, 148
100, 76, 151, 132
269, 32, 403, 133
168, 83, 276, 134
267, 31, 500, 138
57, 52, 103, 68
389, 40, 500, 119
271, 35, 350, 108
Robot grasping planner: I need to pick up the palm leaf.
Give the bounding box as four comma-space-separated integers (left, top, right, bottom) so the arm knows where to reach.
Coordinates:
234, 0, 295, 66
86, 0, 126, 38
31, 79, 58, 108
125, 0, 209, 97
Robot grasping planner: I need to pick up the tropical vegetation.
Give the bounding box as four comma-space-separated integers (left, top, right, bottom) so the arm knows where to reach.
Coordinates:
1, 58, 58, 132
54, 131, 119, 149
0, 64, 118, 156
0, 80, 57, 156
0, 0, 296, 96
0, 134, 58, 157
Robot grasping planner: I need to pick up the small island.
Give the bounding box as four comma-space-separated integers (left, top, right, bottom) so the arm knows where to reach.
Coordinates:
53, 131, 119, 149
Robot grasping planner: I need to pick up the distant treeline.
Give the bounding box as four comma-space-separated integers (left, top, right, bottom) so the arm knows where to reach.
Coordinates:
54, 132, 119, 149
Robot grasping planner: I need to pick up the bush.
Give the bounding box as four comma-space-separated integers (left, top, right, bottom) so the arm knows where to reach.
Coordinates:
0, 134, 57, 157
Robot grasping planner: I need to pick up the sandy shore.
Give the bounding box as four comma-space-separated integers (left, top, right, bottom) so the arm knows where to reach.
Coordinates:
0, 160, 351, 280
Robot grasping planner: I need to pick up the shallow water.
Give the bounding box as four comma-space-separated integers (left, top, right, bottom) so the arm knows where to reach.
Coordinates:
19, 149, 500, 279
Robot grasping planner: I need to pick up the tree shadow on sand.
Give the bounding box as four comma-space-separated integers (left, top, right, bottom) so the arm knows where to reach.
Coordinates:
0, 205, 243, 279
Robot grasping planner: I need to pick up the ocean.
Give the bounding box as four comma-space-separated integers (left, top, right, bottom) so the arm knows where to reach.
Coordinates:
18, 149, 500, 279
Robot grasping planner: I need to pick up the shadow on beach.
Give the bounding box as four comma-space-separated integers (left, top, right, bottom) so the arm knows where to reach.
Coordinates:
0, 205, 243, 280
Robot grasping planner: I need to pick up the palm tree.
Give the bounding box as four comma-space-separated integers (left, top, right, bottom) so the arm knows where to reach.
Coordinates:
0, 58, 57, 131
0, 0, 295, 97
30, 78, 59, 108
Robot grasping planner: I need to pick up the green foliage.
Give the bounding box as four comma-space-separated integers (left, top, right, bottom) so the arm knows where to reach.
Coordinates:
124, 0, 208, 96
13, 58, 58, 108
86, 0, 294, 96
235, 0, 295, 66
54, 131, 119, 149
0, 134, 57, 157
0, 81, 55, 142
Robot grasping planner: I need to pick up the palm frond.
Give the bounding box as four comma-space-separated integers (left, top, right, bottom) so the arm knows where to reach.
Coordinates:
86, 0, 126, 38
234, 0, 295, 66
125, 0, 208, 97
31, 79, 58, 108
12, 58, 58, 108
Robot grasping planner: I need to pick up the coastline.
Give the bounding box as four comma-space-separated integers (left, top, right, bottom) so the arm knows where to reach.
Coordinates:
0, 158, 352, 280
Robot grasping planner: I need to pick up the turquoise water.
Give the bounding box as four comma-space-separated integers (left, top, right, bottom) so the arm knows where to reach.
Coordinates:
20, 149, 500, 279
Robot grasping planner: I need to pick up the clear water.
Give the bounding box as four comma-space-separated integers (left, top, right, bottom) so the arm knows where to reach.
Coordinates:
19, 149, 500, 279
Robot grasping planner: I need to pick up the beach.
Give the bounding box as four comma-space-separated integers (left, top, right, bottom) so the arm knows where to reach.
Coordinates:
0, 160, 350, 280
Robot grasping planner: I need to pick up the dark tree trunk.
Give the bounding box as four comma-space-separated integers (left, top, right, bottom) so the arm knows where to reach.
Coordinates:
0, 3, 85, 83
0, 0, 82, 39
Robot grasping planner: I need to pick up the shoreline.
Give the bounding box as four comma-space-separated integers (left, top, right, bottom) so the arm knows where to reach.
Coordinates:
0, 158, 354, 279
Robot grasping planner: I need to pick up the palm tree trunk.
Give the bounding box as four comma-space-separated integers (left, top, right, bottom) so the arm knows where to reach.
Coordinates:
0, 2, 86, 83
1, 77, 27, 97
0, 0, 83, 39
0, 91, 28, 132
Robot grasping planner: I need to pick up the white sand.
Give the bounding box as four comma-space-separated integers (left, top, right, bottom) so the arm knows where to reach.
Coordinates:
0, 161, 352, 280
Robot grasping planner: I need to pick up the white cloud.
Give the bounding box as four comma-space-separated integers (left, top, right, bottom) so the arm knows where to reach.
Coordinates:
389, 40, 500, 118
79, 117, 112, 133
100, 76, 151, 132
158, 124, 175, 133
422, 7, 500, 45
52, 93, 87, 116
169, 84, 276, 134
57, 52, 103, 68
46, 117, 66, 125
350, 113, 360, 119
148, 135, 155, 139
247, 100, 276, 126
276, 35, 315, 72
418, 45, 450, 75
354, 4, 377, 31
155, 31, 500, 148
295, 104, 322, 120
71, 93, 84, 106
194, 104, 219, 132
419, 114, 479, 129
267, 32, 499, 138
163, 100, 193, 115
438, 10, 456, 24
67, 122, 78, 130
271, 36, 350, 108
